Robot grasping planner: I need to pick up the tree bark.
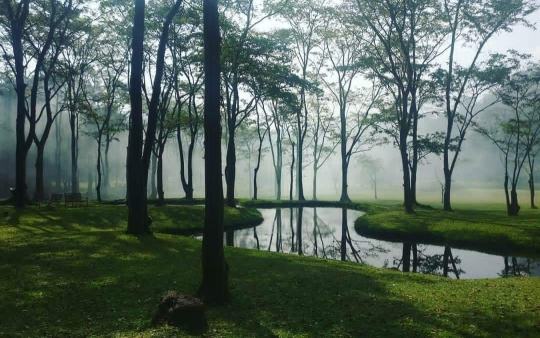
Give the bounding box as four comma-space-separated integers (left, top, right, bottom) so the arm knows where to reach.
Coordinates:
289, 143, 295, 201
225, 123, 236, 207
150, 153, 157, 199
157, 150, 165, 205
96, 136, 102, 202
340, 157, 350, 203
529, 173, 536, 209
10, 8, 29, 207
126, 0, 149, 235
198, 0, 228, 305
34, 145, 45, 201
70, 113, 79, 194
400, 144, 414, 214
444, 171, 452, 211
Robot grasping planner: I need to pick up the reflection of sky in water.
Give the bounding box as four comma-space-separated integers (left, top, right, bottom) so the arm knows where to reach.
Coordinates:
228, 208, 540, 280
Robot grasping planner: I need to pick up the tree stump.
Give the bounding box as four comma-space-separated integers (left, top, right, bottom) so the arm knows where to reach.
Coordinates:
151, 291, 207, 333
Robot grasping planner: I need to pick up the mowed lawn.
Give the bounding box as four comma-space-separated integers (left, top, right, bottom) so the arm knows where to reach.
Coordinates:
0, 204, 539, 337
356, 203, 540, 258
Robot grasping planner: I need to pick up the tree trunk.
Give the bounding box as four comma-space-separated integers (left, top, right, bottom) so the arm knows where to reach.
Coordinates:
34, 144, 45, 201
296, 138, 305, 201
186, 139, 195, 200
339, 104, 350, 203
529, 173, 536, 209
103, 139, 111, 198
96, 137, 102, 202
157, 151, 165, 205
70, 114, 79, 194
198, 0, 228, 305
150, 153, 157, 199
410, 96, 419, 205
289, 143, 295, 201
12, 12, 29, 208
443, 171, 452, 211
225, 125, 236, 207
126, 0, 150, 235
253, 134, 264, 200
55, 116, 63, 191
312, 167, 318, 201
508, 186, 520, 216
340, 157, 350, 203
400, 144, 414, 213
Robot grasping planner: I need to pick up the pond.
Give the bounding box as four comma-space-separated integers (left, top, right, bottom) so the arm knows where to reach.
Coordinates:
224, 207, 540, 279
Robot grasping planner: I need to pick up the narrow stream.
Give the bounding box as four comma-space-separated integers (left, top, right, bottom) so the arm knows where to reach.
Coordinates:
224, 208, 540, 279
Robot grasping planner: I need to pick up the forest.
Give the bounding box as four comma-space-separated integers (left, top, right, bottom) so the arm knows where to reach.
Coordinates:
0, 0, 539, 336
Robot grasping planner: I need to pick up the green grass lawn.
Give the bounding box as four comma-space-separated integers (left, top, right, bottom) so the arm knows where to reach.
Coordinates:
0, 204, 262, 235
355, 203, 540, 258
1, 203, 539, 337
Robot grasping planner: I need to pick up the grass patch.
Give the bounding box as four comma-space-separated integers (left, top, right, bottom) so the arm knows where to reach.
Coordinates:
0, 204, 539, 337
0, 204, 262, 235
355, 203, 540, 258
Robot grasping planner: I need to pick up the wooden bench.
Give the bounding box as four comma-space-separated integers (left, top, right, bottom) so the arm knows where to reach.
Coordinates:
64, 193, 88, 207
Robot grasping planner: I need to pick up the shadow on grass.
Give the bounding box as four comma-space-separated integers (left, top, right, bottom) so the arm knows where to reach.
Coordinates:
1, 216, 538, 337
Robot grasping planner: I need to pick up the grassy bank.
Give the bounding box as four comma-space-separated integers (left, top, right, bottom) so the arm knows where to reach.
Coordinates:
0, 204, 262, 235
355, 203, 540, 258
1, 204, 539, 337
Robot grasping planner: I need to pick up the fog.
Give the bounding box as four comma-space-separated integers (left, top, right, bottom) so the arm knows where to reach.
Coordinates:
1, 0, 539, 205
0, 84, 531, 204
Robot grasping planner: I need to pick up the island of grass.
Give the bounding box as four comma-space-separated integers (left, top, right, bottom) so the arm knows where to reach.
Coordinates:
355, 203, 540, 258
0, 203, 539, 337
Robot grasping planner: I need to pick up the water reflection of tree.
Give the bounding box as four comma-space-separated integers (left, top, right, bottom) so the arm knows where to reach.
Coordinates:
500, 257, 533, 277
396, 244, 463, 278
312, 208, 327, 258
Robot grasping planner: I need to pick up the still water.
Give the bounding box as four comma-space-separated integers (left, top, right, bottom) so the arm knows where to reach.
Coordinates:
225, 208, 539, 279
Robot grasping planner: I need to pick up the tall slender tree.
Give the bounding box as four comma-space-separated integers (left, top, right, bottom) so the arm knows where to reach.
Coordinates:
126, 0, 182, 234
441, 0, 536, 211
0, 0, 30, 207
199, 0, 228, 304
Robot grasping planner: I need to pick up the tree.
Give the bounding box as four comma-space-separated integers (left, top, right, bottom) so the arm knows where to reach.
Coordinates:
526, 138, 539, 209
252, 106, 269, 200
358, 155, 383, 200
278, 0, 326, 201
32, 23, 69, 201
477, 60, 540, 216
307, 95, 337, 201
0, 0, 30, 207
352, 0, 446, 212
198, 0, 228, 304
440, 0, 537, 211
1, 0, 74, 204
126, 0, 182, 234
321, 19, 382, 202
221, 0, 276, 207
170, 9, 204, 200
62, 15, 96, 195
